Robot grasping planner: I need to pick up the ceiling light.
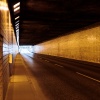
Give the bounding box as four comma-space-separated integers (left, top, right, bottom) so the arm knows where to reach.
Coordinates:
15, 23, 19, 27
13, 2, 20, 8
15, 16, 20, 20
15, 20, 19, 24
14, 6, 20, 12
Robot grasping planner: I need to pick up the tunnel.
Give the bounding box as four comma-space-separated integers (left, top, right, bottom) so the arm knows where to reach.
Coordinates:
0, 0, 100, 100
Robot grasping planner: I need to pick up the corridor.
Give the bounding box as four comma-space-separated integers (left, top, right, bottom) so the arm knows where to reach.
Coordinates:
5, 54, 47, 100
0, 0, 100, 100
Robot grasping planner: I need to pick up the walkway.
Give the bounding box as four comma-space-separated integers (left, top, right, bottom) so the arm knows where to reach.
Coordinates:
5, 54, 35, 100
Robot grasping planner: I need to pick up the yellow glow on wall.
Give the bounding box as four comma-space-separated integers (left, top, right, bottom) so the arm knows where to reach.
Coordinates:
0, 0, 18, 100
0, 1, 8, 11
33, 24, 100, 63
9, 54, 12, 63
87, 35, 97, 42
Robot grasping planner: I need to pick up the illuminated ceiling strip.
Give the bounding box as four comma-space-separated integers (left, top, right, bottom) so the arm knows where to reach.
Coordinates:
15, 29, 19, 33
14, 6, 20, 12
13, 2, 20, 8
15, 16, 20, 20
15, 20, 19, 24
16, 25, 19, 29
15, 23, 19, 27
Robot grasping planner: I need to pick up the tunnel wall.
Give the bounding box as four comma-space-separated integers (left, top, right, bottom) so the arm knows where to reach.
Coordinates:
33, 23, 100, 64
0, 0, 18, 100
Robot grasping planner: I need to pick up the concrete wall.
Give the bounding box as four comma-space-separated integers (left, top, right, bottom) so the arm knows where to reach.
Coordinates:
0, 0, 18, 100
33, 23, 100, 64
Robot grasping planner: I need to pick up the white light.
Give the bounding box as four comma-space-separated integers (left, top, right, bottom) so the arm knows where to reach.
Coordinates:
0, 6, 8, 10
16, 25, 19, 30
15, 23, 19, 27
14, 6, 20, 12
15, 20, 19, 24
15, 16, 20, 20
13, 2, 20, 8
16, 29, 19, 36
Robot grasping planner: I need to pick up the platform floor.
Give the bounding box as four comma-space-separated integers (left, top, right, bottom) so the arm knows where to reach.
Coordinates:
5, 54, 36, 100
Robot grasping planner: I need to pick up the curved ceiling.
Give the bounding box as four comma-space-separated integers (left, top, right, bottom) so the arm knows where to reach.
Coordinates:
7, 0, 100, 45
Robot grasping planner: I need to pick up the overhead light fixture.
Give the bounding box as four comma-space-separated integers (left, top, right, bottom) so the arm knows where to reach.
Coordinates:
13, 2, 20, 46
15, 23, 19, 27
13, 2, 20, 12
15, 20, 19, 24
14, 6, 20, 12
13, 2, 20, 8
15, 16, 20, 20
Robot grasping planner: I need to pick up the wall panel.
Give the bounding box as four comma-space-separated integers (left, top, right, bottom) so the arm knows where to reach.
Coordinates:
33, 23, 100, 64
0, 35, 3, 100
0, 0, 18, 100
